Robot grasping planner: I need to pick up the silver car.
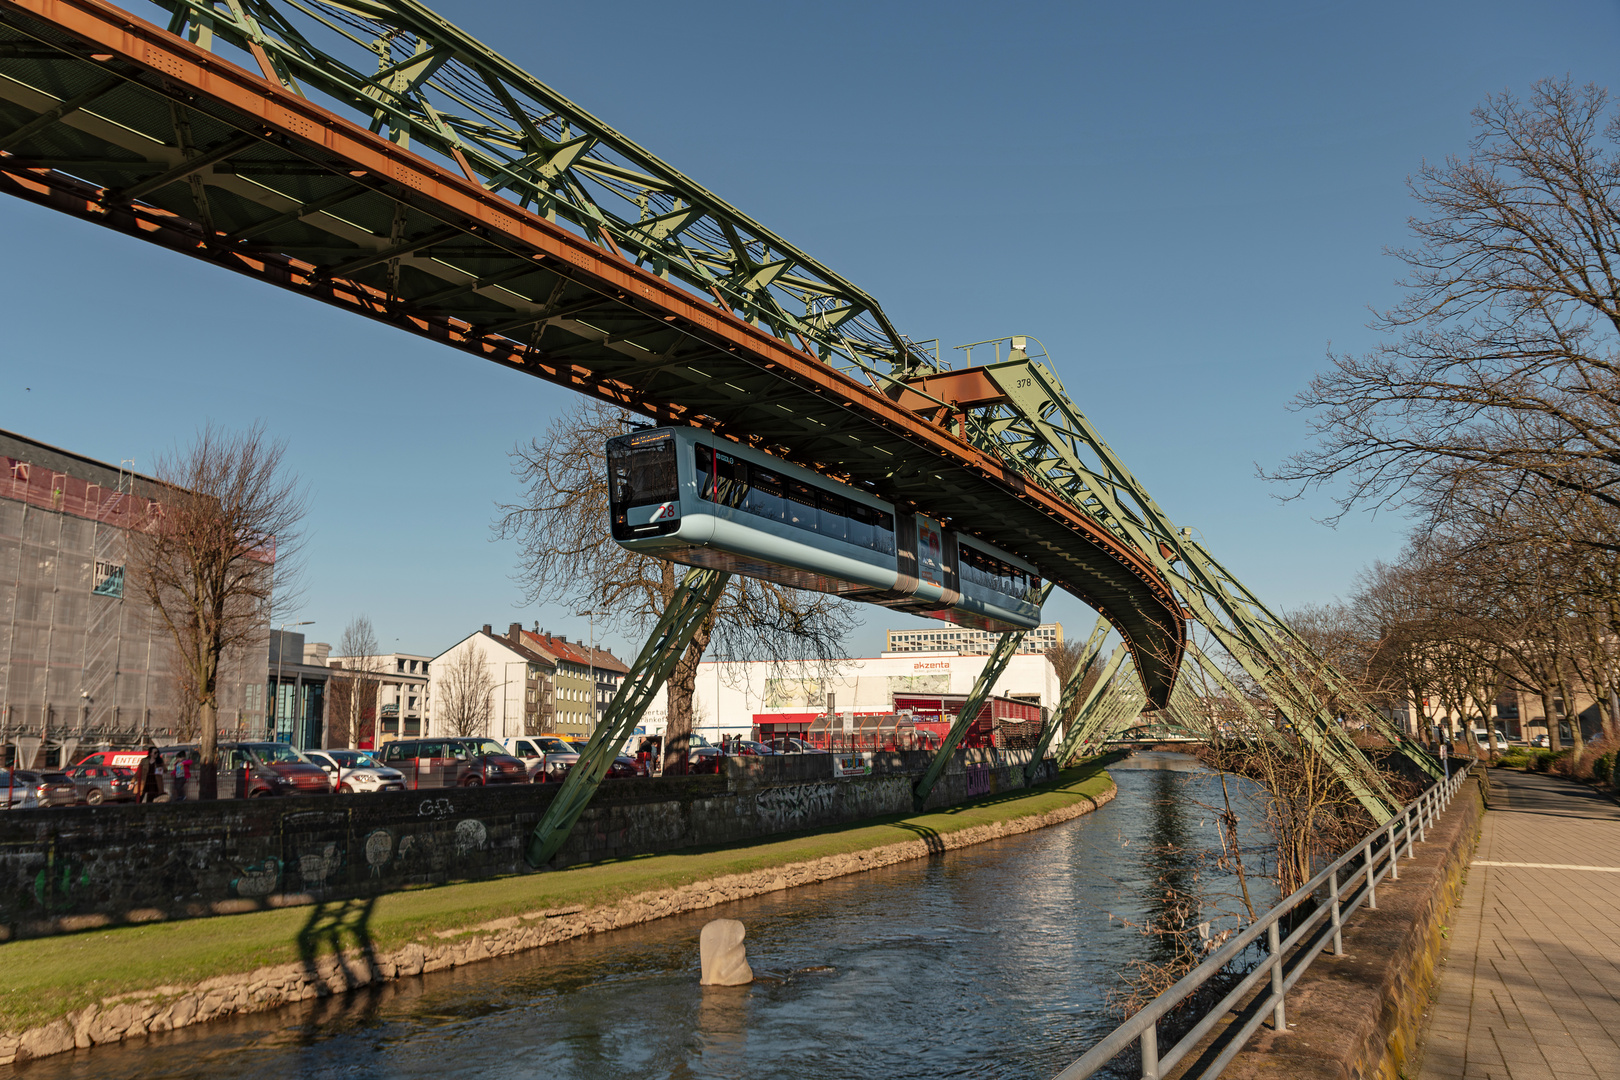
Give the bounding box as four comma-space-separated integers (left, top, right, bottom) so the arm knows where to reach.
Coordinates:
1, 769, 78, 808
0, 769, 38, 810
307, 749, 407, 794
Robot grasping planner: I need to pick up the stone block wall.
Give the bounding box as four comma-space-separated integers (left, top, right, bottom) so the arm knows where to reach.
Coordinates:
0, 748, 1049, 939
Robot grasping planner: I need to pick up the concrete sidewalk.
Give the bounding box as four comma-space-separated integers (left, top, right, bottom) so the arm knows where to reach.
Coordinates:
1417, 769, 1620, 1080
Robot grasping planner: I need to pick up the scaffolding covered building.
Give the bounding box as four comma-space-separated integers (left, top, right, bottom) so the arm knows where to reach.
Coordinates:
0, 429, 268, 768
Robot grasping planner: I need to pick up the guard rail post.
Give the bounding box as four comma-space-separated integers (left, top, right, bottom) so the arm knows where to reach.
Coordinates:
1329, 868, 1344, 955
1267, 920, 1285, 1030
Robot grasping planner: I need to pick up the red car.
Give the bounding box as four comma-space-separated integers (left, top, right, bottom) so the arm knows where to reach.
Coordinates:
161, 742, 333, 797
687, 746, 726, 774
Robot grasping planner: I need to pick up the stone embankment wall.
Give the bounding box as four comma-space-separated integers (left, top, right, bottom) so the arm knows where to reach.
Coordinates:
0, 766, 1114, 1066
1218, 772, 1486, 1080
0, 747, 1047, 939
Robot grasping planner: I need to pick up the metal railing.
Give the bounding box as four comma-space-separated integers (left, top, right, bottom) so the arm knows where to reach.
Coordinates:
1053, 761, 1476, 1080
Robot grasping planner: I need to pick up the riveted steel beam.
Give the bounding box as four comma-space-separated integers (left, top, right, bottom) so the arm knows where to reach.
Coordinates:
526, 566, 729, 869
1024, 613, 1110, 785
912, 588, 1048, 812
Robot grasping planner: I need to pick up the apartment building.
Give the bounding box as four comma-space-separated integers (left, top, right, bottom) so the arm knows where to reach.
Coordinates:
884, 622, 1063, 656
324, 649, 432, 746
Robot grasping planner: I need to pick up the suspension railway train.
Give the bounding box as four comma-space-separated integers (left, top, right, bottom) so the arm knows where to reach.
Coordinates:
607, 427, 1044, 632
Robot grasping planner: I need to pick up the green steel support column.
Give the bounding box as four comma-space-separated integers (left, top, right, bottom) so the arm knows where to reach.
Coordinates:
911, 600, 1044, 812
965, 360, 1402, 819
526, 567, 729, 868
1050, 646, 1130, 766
1088, 688, 1148, 747
1024, 613, 1110, 785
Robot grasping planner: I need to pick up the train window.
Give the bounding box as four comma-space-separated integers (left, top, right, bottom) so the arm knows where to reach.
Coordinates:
874, 511, 896, 555
608, 433, 678, 510
817, 490, 847, 541
714, 451, 747, 508
846, 502, 875, 549
694, 443, 713, 497
746, 468, 786, 522
788, 481, 817, 531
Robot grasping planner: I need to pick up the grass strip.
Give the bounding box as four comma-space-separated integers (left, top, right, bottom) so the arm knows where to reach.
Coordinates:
0, 760, 1114, 1031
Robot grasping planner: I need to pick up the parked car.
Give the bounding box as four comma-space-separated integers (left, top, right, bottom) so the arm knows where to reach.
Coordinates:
306, 750, 407, 794
687, 746, 726, 774
498, 736, 583, 782
607, 754, 646, 778
728, 740, 776, 757
162, 742, 334, 798
378, 738, 529, 788
0, 770, 39, 809
64, 763, 137, 804
1, 769, 78, 808
766, 737, 826, 754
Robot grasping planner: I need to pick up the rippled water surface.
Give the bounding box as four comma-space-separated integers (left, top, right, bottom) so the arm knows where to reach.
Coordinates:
12, 754, 1271, 1080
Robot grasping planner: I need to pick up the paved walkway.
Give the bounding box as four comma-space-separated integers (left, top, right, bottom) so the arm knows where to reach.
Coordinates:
1417, 769, 1620, 1080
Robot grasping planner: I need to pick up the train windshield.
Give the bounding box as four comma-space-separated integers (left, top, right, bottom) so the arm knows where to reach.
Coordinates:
608, 432, 679, 511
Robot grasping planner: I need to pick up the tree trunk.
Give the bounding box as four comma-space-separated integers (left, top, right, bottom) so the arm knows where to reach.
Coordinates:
1555, 666, 1585, 758
662, 620, 713, 774
1541, 689, 1563, 752
199, 696, 219, 800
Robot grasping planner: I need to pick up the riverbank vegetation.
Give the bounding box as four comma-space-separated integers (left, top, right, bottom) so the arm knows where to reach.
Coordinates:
1267, 79, 1620, 766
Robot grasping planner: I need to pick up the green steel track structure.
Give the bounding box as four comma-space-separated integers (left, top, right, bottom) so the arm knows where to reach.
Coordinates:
0, 0, 1428, 829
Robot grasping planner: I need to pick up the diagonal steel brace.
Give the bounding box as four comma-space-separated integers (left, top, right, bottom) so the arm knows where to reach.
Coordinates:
525, 567, 730, 868
1024, 613, 1110, 785
911, 588, 1048, 812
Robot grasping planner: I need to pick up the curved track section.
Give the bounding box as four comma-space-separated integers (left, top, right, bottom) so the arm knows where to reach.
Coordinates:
0, 0, 1184, 703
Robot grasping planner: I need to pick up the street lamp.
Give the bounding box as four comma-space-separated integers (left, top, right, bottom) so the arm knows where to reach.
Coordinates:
573, 609, 604, 735
274, 621, 314, 742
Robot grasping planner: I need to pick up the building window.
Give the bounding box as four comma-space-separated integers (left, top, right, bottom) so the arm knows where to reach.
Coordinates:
397, 659, 406, 673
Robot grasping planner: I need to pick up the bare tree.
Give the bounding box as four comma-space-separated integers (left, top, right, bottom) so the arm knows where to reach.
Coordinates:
1045, 639, 1098, 735
497, 400, 858, 771
1270, 80, 1620, 546
438, 647, 493, 738
131, 424, 304, 797
329, 615, 383, 749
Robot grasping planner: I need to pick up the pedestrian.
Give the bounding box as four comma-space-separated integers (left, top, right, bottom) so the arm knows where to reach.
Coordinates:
136, 745, 164, 803
171, 752, 191, 802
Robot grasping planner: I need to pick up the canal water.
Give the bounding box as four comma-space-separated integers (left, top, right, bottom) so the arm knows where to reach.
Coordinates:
11, 754, 1273, 1080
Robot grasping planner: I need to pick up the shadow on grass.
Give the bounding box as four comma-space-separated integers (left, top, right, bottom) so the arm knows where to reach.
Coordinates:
293, 896, 383, 1043
894, 819, 946, 854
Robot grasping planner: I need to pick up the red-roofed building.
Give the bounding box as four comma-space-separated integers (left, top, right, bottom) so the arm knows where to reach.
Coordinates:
522, 627, 629, 737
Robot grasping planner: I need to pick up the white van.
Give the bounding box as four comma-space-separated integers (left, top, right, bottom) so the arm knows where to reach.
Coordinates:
498, 736, 581, 782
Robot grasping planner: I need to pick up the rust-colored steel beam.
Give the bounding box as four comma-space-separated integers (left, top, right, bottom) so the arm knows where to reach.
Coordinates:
0, 0, 1185, 704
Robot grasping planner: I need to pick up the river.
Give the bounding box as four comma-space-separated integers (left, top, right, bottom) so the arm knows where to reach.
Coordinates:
10, 753, 1274, 1080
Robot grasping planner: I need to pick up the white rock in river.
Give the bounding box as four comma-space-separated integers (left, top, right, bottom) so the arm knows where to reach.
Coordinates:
699, 919, 754, 986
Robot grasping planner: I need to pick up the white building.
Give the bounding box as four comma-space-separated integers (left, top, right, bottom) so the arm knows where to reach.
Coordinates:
429, 625, 555, 741
322, 649, 433, 746
643, 649, 1062, 745
885, 622, 1063, 656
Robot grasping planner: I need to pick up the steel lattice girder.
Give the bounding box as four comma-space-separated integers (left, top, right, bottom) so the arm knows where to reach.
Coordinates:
1023, 613, 1110, 785
526, 567, 729, 869
886, 355, 1429, 818
910, 588, 1048, 812
0, 0, 1186, 707
1051, 646, 1136, 767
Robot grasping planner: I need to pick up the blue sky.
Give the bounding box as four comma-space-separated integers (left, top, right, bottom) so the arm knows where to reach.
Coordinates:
3, 0, 1615, 661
